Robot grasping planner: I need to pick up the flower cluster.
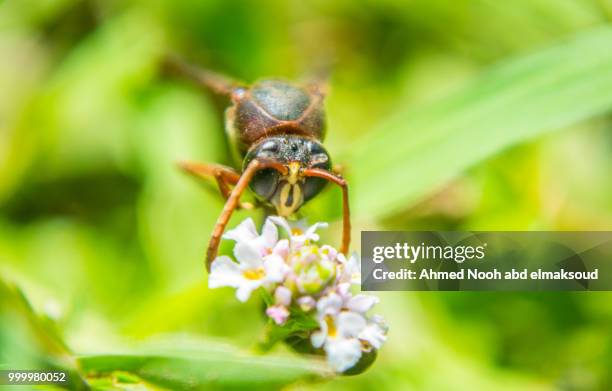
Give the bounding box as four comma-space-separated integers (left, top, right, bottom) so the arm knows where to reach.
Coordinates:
209, 217, 388, 373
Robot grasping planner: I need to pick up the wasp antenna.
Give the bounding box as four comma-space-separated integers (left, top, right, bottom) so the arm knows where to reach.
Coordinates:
302, 58, 335, 96
162, 54, 244, 98
302, 167, 351, 255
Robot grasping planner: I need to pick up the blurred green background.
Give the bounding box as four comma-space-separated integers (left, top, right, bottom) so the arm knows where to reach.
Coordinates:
2, 0, 612, 390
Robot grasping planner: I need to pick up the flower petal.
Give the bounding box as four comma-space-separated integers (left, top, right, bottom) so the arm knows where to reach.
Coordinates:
234, 242, 264, 268
304, 222, 328, 241
347, 295, 379, 314
272, 239, 290, 259
337, 311, 367, 338
338, 252, 361, 285
269, 216, 292, 236
209, 256, 243, 289
359, 322, 387, 349
274, 286, 292, 307
223, 218, 258, 242
370, 314, 389, 333
311, 320, 328, 348
324, 338, 362, 372
235, 280, 261, 302
264, 254, 288, 283
261, 218, 279, 249
316, 293, 343, 316
336, 282, 351, 297
269, 217, 328, 246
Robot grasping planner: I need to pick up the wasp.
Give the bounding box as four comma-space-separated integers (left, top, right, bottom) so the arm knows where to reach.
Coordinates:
165, 57, 350, 271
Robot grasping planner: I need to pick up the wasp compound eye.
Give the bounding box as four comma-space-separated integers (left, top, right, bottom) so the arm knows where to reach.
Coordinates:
303, 177, 327, 201
309, 141, 325, 155
250, 168, 280, 200
243, 138, 283, 170
308, 141, 331, 169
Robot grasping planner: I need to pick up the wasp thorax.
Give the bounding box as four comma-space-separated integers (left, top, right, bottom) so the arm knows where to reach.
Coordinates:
229, 79, 326, 156
244, 136, 331, 216
251, 80, 311, 121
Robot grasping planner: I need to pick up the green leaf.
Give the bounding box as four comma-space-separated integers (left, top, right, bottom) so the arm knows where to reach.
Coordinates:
0, 276, 89, 390
347, 26, 612, 219
79, 336, 331, 391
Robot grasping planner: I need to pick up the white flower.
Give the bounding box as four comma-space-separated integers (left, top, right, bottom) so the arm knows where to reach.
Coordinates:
209, 254, 287, 302
317, 285, 378, 316
313, 287, 385, 371
269, 216, 328, 249
311, 311, 367, 372
324, 338, 363, 373
359, 314, 388, 349
209, 218, 288, 302
337, 252, 360, 285
225, 218, 279, 259
207, 216, 388, 374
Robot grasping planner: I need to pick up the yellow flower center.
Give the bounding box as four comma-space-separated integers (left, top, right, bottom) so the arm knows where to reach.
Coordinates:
242, 267, 265, 280
291, 228, 304, 236
325, 315, 337, 338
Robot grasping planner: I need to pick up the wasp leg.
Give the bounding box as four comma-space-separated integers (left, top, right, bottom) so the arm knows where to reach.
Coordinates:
302, 168, 351, 255
179, 161, 254, 209
163, 55, 244, 99
206, 159, 288, 271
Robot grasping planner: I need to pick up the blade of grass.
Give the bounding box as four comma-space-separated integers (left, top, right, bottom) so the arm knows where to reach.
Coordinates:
0, 276, 89, 390
347, 26, 612, 219
79, 335, 330, 390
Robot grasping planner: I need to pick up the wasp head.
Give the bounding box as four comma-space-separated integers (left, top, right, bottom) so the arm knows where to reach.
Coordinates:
244, 135, 331, 216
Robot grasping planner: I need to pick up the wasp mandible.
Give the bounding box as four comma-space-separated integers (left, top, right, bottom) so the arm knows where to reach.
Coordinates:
165, 57, 350, 271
